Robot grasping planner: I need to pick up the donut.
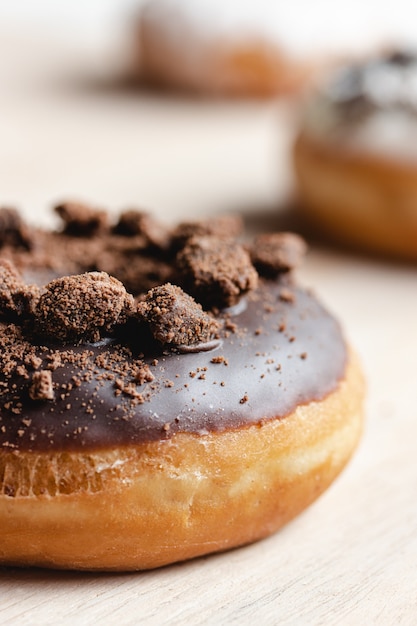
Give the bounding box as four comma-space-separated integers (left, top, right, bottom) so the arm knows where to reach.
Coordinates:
136, 0, 383, 97
293, 50, 417, 261
0, 202, 365, 571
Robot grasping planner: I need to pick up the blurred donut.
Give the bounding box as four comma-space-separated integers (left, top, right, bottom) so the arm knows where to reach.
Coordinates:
136, 0, 383, 97
293, 50, 417, 260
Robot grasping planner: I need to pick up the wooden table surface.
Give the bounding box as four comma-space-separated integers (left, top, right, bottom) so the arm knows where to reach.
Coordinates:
0, 29, 416, 626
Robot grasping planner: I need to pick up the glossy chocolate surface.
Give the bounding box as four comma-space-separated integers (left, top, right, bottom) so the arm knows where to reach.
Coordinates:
0, 280, 347, 452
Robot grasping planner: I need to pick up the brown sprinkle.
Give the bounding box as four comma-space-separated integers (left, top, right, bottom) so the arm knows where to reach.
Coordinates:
29, 370, 54, 401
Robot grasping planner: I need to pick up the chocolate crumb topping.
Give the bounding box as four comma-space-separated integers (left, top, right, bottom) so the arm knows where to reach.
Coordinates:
114, 209, 170, 249
137, 282, 219, 347
0, 204, 347, 453
99, 252, 173, 296
279, 288, 295, 303
0, 207, 32, 250
29, 370, 54, 401
177, 236, 258, 307
211, 355, 228, 365
134, 363, 155, 385
0, 260, 40, 320
35, 272, 135, 343
171, 215, 243, 249
54, 201, 108, 237
250, 233, 307, 277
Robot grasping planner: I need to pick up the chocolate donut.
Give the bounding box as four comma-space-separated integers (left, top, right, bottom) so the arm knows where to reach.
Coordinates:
0, 204, 364, 570
293, 50, 417, 260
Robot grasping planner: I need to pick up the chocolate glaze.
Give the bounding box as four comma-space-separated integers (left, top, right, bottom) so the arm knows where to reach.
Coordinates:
0, 280, 347, 452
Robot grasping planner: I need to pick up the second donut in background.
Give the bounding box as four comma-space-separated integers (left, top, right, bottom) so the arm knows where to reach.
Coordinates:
136, 0, 383, 97
293, 50, 417, 261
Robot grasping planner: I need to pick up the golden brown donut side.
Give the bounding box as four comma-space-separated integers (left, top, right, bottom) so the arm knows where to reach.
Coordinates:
293, 130, 417, 261
0, 350, 364, 571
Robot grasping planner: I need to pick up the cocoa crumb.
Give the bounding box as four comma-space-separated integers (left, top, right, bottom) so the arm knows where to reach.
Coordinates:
0, 207, 32, 249
177, 236, 258, 307
210, 355, 228, 365
224, 319, 237, 333
29, 370, 54, 401
240, 394, 249, 404
171, 214, 243, 248
114, 209, 170, 249
137, 283, 219, 347
46, 354, 62, 371
279, 288, 295, 303
54, 201, 108, 237
99, 253, 173, 296
15, 365, 28, 378
250, 233, 307, 276
0, 260, 40, 320
134, 364, 155, 385
36, 272, 135, 343
25, 354, 42, 370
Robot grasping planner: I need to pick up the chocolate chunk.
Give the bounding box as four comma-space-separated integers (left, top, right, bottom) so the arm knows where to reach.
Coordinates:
54, 202, 108, 237
250, 233, 307, 276
0, 207, 32, 249
35, 272, 135, 343
29, 370, 54, 401
137, 283, 219, 347
114, 210, 170, 249
99, 251, 173, 295
176, 236, 258, 307
171, 215, 243, 248
0, 259, 40, 319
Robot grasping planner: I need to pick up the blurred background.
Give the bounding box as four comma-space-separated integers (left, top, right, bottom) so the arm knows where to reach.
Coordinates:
1, 0, 414, 228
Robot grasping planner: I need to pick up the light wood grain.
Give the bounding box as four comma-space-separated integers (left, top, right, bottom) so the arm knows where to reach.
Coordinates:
0, 29, 417, 626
